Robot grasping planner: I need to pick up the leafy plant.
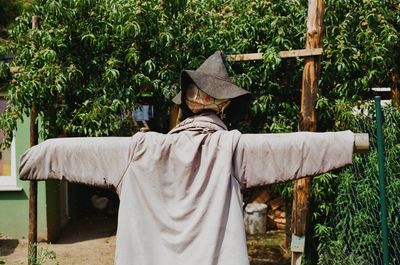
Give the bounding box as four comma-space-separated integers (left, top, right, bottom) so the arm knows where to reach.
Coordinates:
0, 0, 29, 36
310, 106, 400, 265
28, 244, 59, 265
1, 0, 398, 146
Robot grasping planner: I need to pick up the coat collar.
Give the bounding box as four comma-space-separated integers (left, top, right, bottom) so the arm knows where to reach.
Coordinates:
168, 112, 227, 134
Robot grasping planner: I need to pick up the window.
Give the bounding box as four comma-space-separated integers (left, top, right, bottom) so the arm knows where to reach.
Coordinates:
0, 96, 18, 189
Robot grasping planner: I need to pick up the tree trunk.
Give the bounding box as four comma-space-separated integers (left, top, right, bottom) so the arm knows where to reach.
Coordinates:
391, 69, 399, 108
28, 15, 40, 265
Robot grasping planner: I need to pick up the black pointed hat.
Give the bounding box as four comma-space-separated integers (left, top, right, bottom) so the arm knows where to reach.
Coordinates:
172, 51, 251, 124
172, 51, 251, 105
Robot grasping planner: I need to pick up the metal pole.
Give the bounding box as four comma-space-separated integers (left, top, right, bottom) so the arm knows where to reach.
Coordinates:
374, 96, 389, 265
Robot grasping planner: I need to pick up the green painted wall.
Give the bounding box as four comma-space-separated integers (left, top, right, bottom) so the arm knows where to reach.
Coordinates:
0, 119, 48, 240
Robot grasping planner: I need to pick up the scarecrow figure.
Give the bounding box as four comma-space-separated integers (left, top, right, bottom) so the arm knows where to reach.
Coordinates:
20, 51, 357, 265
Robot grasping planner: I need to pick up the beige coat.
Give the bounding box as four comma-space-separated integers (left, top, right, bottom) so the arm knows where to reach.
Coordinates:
19, 113, 354, 265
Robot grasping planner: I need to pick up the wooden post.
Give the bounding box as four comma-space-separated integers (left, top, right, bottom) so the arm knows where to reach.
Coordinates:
391, 69, 399, 108
291, 1, 324, 265
169, 104, 181, 130
28, 15, 40, 265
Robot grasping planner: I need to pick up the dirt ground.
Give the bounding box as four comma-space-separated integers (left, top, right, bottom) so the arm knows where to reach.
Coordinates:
1, 216, 290, 265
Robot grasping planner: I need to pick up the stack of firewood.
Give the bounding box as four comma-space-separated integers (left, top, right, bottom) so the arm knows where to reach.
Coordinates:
248, 189, 286, 231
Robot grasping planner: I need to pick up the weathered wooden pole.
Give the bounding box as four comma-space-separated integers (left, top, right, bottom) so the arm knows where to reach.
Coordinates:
28, 15, 40, 265
391, 69, 399, 108
169, 104, 180, 130
290, 1, 324, 264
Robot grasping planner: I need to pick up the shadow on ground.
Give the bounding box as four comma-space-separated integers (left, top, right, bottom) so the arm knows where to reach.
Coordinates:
56, 215, 117, 244
0, 239, 19, 256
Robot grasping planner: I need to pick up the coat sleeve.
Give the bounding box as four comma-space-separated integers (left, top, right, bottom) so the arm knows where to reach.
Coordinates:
19, 137, 135, 188
233, 130, 354, 188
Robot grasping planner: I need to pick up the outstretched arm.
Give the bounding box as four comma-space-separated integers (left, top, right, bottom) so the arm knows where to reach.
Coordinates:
233, 131, 354, 188
19, 137, 134, 189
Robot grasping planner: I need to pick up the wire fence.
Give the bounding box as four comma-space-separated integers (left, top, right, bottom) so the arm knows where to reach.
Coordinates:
317, 105, 400, 265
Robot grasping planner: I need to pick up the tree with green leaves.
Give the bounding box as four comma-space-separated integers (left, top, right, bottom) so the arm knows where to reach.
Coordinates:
1, 0, 398, 144
0, 0, 28, 37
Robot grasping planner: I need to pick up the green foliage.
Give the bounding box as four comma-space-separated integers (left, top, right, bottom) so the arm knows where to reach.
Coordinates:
310, 106, 400, 265
0, 0, 398, 147
28, 244, 59, 265
0, 0, 26, 28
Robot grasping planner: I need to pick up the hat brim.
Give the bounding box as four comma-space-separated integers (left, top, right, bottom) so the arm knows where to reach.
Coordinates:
172, 70, 250, 105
